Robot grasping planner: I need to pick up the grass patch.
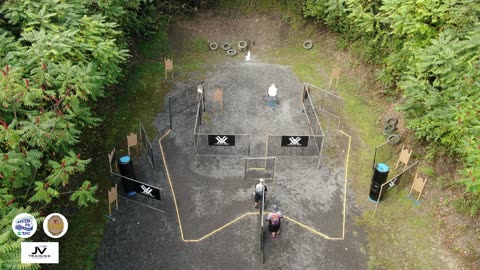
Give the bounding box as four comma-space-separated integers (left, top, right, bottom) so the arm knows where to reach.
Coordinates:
357, 191, 443, 270
175, 37, 210, 74
138, 16, 172, 59
110, 60, 169, 138
58, 205, 106, 269
215, 0, 303, 15
139, 31, 172, 59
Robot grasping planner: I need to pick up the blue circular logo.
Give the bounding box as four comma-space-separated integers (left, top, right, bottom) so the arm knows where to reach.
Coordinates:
12, 213, 37, 238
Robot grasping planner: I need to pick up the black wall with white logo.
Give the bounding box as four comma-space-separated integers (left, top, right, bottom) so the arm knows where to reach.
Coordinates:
208, 135, 236, 146
281, 136, 309, 147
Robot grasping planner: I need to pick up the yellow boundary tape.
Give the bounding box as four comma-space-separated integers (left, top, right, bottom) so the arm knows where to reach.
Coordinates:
159, 129, 352, 242
338, 130, 351, 239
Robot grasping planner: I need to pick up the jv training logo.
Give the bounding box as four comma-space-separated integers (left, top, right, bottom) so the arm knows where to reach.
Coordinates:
43, 213, 68, 239
31, 245, 48, 258
215, 136, 229, 146
21, 242, 59, 264
141, 185, 154, 197
12, 213, 37, 238
287, 137, 302, 146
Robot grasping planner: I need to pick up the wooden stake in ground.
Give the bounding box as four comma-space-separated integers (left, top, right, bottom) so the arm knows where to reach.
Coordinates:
165, 58, 173, 79
395, 145, 412, 171
409, 173, 427, 202
127, 133, 138, 157
213, 87, 223, 112
108, 148, 116, 174
108, 184, 118, 216
329, 68, 341, 90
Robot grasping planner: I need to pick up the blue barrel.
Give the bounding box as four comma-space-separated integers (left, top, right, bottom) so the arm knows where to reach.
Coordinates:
118, 156, 136, 195
369, 163, 389, 201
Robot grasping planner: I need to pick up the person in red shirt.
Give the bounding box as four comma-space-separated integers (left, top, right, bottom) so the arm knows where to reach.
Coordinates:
266, 204, 283, 239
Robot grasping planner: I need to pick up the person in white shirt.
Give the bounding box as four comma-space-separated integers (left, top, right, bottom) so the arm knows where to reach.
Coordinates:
267, 83, 277, 107
254, 178, 267, 208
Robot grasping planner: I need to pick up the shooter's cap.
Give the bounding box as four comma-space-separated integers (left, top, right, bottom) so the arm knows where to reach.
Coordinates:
259, 178, 264, 183
271, 204, 278, 211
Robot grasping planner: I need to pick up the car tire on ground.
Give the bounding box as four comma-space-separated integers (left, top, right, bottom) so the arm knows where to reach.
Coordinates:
226, 49, 237, 57
222, 42, 231, 51
209, 42, 219, 51
303, 40, 313, 50
238, 41, 248, 51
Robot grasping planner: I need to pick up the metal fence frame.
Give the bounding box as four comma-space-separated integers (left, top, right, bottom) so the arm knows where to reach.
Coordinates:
194, 133, 251, 157
265, 134, 323, 168
193, 95, 251, 157
303, 83, 344, 144
244, 157, 276, 192
139, 122, 155, 169
373, 161, 420, 216
168, 82, 204, 129
193, 98, 203, 149
259, 186, 266, 264
107, 148, 166, 214
301, 84, 326, 168
371, 130, 409, 170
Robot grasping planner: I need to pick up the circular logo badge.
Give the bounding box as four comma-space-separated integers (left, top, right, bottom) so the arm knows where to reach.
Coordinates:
11, 213, 37, 238
43, 213, 68, 238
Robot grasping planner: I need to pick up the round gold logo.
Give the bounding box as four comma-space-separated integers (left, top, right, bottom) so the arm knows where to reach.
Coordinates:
43, 213, 68, 238
47, 215, 64, 236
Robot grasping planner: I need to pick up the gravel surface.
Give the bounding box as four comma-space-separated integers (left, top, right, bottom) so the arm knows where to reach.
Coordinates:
95, 62, 367, 270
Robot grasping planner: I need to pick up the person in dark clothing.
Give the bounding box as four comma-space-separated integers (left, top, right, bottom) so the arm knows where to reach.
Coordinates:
266, 204, 283, 239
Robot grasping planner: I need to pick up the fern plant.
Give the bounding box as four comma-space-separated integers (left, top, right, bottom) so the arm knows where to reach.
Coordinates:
0, 207, 42, 270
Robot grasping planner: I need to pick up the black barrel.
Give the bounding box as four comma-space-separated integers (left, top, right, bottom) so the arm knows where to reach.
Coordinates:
118, 156, 137, 195
369, 163, 389, 201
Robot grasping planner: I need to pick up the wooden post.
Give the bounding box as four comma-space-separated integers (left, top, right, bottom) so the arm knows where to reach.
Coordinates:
164, 58, 173, 79
395, 145, 412, 171
213, 87, 223, 112
108, 184, 118, 216
127, 133, 138, 157
108, 148, 116, 174
329, 68, 341, 89
409, 173, 427, 202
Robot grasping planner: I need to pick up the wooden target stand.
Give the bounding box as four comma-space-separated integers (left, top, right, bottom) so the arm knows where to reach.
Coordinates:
212, 86, 223, 112
165, 58, 173, 79
106, 148, 120, 221
108, 184, 119, 219
329, 68, 341, 90
373, 145, 428, 215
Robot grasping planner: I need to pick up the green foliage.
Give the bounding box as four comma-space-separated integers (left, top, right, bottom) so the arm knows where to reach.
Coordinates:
0, 207, 42, 270
70, 181, 99, 207
304, 0, 349, 32
0, 0, 131, 266
214, 0, 304, 15
138, 16, 172, 58
0, 0, 183, 268
453, 193, 480, 216
98, 0, 198, 37
400, 25, 480, 193
304, 0, 480, 197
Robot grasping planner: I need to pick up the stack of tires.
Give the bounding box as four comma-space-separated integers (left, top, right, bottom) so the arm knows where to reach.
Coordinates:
209, 40, 249, 57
